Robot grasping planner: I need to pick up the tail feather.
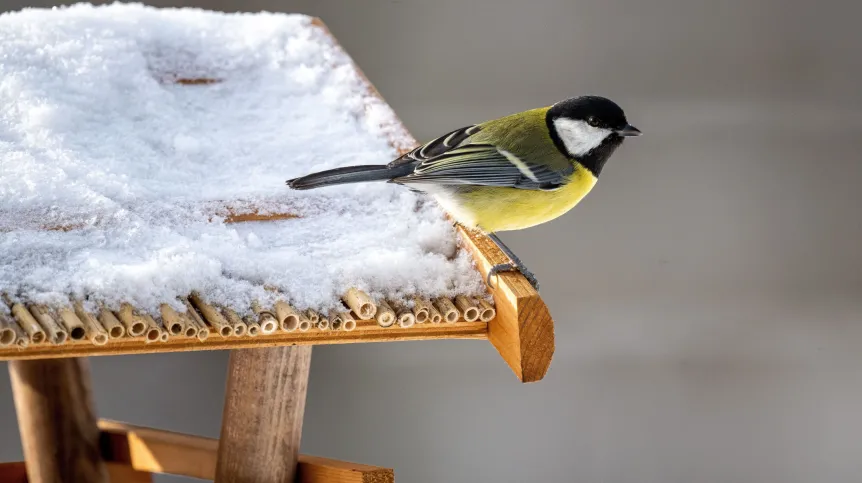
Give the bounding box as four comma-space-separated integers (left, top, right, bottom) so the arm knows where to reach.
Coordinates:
286, 164, 413, 190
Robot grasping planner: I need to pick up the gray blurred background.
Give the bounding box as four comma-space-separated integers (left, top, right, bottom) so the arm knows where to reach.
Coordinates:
2, 0, 862, 481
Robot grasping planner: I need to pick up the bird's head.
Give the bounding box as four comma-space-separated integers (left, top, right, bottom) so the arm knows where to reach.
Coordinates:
546, 95, 641, 162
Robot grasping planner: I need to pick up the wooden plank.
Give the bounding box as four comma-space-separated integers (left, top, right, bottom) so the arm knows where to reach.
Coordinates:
215, 345, 313, 483
0, 463, 151, 483
457, 227, 555, 382
0, 462, 28, 483
8, 358, 109, 483
105, 464, 153, 483
0, 319, 487, 361
296, 455, 394, 483
99, 420, 219, 480
96, 420, 393, 482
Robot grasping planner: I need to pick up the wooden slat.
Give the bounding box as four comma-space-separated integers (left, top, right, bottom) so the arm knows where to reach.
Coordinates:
96, 420, 394, 482
0, 463, 151, 483
105, 464, 153, 483
8, 358, 109, 483
0, 462, 27, 483
99, 420, 218, 480
296, 456, 394, 483
0, 319, 487, 361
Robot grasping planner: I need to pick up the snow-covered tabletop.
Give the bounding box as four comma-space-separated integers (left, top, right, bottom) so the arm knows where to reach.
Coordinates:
0, 3, 485, 316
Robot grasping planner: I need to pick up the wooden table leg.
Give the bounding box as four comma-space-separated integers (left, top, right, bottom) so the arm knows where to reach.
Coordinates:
215, 346, 312, 483
8, 358, 109, 483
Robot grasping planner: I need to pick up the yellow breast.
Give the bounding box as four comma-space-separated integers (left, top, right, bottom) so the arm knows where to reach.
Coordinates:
431, 164, 598, 233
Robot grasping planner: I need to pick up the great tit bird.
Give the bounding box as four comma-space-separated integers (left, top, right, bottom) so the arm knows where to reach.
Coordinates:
287, 95, 641, 290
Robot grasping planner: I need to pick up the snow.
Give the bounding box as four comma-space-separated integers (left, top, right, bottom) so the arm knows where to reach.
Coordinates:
0, 3, 486, 315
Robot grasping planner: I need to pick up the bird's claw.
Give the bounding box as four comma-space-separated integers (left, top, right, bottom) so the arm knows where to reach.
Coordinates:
486, 263, 540, 292
486, 263, 514, 287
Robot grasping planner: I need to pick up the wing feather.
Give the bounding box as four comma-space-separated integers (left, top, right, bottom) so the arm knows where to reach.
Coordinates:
394, 144, 571, 190
388, 124, 482, 167
386, 119, 571, 190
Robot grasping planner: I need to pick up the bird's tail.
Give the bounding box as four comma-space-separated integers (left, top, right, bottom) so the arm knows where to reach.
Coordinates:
286, 164, 413, 190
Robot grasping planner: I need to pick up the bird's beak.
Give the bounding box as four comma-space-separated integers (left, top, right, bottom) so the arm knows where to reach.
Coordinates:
616, 124, 642, 137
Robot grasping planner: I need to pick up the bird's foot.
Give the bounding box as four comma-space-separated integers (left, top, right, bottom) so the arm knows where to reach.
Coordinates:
487, 263, 540, 292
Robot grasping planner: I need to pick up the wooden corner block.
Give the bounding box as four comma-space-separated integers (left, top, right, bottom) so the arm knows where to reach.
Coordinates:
456, 227, 555, 383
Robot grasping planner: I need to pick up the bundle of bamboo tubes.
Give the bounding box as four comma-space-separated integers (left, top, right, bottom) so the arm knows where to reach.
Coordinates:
0, 289, 494, 350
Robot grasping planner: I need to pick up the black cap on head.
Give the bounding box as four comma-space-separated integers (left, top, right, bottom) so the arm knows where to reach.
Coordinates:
545, 95, 641, 176
547, 95, 637, 133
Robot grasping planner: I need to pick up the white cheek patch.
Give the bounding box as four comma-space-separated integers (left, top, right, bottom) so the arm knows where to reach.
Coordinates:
552, 118, 612, 157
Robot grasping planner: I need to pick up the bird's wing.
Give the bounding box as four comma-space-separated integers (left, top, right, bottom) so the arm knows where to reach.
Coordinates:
391, 143, 573, 190
388, 124, 482, 167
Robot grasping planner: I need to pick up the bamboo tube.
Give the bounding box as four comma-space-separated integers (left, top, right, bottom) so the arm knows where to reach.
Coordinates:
10, 303, 46, 343
174, 303, 199, 338
251, 300, 278, 334
316, 315, 330, 331
428, 304, 443, 324
56, 307, 87, 341
455, 295, 480, 322
30, 305, 68, 344
298, 315, 312, 332
159, 303, 187, 336
304, 310, 319, 325
375, 300, 397, 328
221, 307, 248, 337
343, 288, 377, 320
115, 303, 147, 337
160, 329, 169, 342
397, 311, 415, 328
433, 297, 460, 324
478, 299, 497, 322
141, 314, 162, 343
73, 302, 109, 346
274, 300, 301, 332
189, 293, 233, 338
183, 320, 198, 338
11, 322, 29, 349
0, 309, 28, 348
388, 300, 416, 328
96, 306, 125, 339
251, 299, 277, 320
328, 310, 343, 331
411, 297, 432, 324
242, 315, 261, 337
0, 310, 16, 346
339, 310, 356, 332
179, 297, 209, 341
258, 312, 278, 334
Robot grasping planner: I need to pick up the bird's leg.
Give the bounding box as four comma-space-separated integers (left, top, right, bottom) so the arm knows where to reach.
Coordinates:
486, 233, 540, 291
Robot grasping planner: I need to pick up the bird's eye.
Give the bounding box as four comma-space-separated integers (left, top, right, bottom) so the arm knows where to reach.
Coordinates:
587, 116, 598, 126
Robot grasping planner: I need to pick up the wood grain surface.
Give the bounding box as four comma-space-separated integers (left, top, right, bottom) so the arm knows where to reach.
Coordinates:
214, 346, 313, 483
8, 358, 109, 483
